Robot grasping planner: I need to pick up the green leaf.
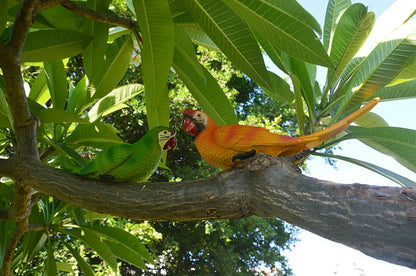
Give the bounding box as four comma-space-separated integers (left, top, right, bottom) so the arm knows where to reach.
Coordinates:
354, 111, 389, 128
64, 123, 124, 149
340, 126, 416, 174
89, 84, 144, 122
134, 0, 174, 127
104, 239, 146, 269
173, 25, 204, 79
323, 0, 351, 50
21, 30, 91, 62
183, 0, 272, 91
291, 74, 305, 135
92, 224, 153, 265
0, 0, 8, 36
313, 152, 416, 187
328, 4, 375, 84
64, 242, 95, 276
44, 60, 67, 109
91, 34, 134, 100
67, 76, 89, 114
56, 263, 75, 274
38, 5, 85, 30
267, 71, 293, 104
177, 22, 219, 50
173, 45, 237, 125
46, 240, 58, 276
375, 79, 416, 101
38, 109, 88, 124
83, 0, 110, 82
29, 68, 50, 105
59, 226, 118, 272
222, 0, 333, 68
108, 26, 131, 43
0, 85, 13, 128
335, 20, 416, 117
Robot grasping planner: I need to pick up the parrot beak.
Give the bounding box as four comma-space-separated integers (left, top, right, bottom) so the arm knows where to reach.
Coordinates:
163, 129, 177, 150
183, 110, 199, 136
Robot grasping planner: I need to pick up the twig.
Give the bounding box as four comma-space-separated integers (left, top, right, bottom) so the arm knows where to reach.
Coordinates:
61, 0, 136, 30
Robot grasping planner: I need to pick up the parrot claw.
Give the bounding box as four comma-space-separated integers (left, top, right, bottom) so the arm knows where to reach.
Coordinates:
232, 149, 256, 163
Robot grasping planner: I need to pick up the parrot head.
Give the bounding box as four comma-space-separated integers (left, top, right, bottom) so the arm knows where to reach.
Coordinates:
153, 127, 177, 150
182, 110, 209, 136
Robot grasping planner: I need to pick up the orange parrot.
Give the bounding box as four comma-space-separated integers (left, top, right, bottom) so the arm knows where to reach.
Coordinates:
183, 97, 380, 169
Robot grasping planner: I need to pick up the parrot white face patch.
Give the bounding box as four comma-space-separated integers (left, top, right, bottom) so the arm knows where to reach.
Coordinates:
158, 129, 177, 151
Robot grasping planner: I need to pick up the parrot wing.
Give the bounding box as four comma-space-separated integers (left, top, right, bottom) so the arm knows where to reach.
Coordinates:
78, 144, 132, 177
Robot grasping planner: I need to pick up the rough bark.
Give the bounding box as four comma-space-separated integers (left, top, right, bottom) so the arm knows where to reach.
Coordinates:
1, 155, 415, 269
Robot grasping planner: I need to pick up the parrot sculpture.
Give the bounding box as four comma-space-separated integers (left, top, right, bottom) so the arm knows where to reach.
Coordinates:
183, 97, 380, 169
68, 126, 177, 182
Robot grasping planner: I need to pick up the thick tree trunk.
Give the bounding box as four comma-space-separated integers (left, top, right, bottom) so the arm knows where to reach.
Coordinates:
2, 154, 415, 269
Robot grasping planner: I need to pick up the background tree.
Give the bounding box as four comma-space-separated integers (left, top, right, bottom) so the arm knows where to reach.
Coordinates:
0, 0, 416, 275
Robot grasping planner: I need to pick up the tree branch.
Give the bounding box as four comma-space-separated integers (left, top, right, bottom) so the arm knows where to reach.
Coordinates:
61, 0, 136, 30
4, 155, 416, 269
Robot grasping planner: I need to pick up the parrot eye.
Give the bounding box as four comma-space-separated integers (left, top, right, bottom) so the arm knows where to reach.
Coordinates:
163, 130, 168, 135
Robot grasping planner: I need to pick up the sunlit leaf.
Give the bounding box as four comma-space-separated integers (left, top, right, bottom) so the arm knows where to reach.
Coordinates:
134, 0, 174, 129
340, 126, 416, 174
83, 0, 109, 82
183, 0, 272, 91
91, 35, 134, 100
222, 0, 333, 68
375, 79, 416, 100
21, 30, 91, 62
44, 60, 67, 109
38, 109, 88, 124
89, 84, 144, 122
46, 240, 58, 276
64, 123, 124, 149
173, 44, 237, 125
323, 0, 351, 50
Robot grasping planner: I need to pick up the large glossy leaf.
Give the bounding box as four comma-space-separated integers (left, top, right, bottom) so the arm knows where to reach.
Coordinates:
323, 0, 351, 51
92, 224, 153, 265
335, 20, 416, 118
91, 34, 134, 100
83, 0, 109, 82
173, 38, 237, 125
313, 152, 416, 187
134, 0, 174, 129
291, 74, 305, 135
89, 84, 144, 122
64, 123, 124, 149
44, 60, 67, 110
375, 79, 416, 101
222, 0, 333, 68
340, 126, 416, 174
59, 226, 118, 272
21, 30, 91, 62
177, 23, 219, 50
328, 4, 375, 85
354, 111, 389, 128
183, 0, 272, 91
